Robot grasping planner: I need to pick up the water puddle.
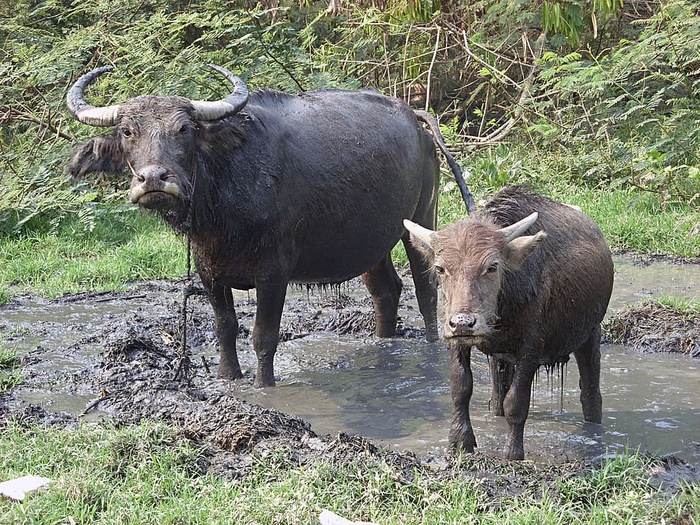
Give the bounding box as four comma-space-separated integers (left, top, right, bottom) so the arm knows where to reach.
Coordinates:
239, 341, 699, 465
1, 255, 699, 465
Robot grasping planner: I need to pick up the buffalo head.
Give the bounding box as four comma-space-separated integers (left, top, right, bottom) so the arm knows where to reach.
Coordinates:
404, 213, 547, 345
66, 65, 249, 212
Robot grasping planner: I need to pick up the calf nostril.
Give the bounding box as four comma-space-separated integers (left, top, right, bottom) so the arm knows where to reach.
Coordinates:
449, 313, 477, 333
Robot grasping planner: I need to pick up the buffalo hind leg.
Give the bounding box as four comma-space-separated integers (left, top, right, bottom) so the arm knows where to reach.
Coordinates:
209, 282, 243, 380
362, 255, 402, 338
503, 361, 538, 460
449, 343, 477, 453
573, 325, 603, 424
403, 235, 438, 341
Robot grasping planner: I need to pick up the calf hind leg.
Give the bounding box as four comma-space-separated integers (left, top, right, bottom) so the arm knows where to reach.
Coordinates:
362, 254, 402, 337
573, 325, 603, 424
489, 357, 514, 417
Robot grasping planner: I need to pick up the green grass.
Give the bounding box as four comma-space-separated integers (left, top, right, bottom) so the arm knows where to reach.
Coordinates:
0, 346, 21, 392
0, 421, 696, 524
0, 181, 698, 301
436, 178, 700, 258
0, 210, 187, 300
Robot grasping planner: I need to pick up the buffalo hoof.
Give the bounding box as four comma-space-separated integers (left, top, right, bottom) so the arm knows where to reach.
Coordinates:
217, 367, 244, 381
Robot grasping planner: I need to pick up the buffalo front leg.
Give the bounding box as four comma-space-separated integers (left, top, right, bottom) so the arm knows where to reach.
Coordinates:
502, 361, 538, 460
449, 343, 477, 452
573, 325, 603, 424
362, 254, 402, 338
209, 282, 242, 380
252, 275, 289, 388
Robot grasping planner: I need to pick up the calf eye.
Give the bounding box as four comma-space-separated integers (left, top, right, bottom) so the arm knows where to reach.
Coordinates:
122, 128, 132, 138
485, 262, 499, 274
434, 264, 445, 275
179, 124, 189, 134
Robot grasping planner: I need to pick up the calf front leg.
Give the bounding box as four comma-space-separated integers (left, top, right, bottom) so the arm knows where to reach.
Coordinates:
573, 325, 603, 424
252, 274, 289, 388
209, 282, 242, 380
449, 343, 477, 452
502, 361, 537, 460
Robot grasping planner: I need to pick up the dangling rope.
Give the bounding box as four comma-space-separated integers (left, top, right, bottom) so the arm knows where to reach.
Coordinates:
173, 161, 207, 381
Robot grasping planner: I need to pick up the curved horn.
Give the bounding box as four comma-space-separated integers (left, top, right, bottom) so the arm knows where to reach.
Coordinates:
500, 212, 539, 242
66, 66, 121, 127
403, 219, 436, 247
190, 64, 249, 121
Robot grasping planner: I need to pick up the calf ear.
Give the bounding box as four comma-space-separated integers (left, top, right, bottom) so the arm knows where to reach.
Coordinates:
68, 134, 125, 176
503, 231, 547, 269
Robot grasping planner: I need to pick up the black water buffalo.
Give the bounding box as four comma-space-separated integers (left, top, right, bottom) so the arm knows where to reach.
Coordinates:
404, 186, 614, 460
67, 65, 471, 387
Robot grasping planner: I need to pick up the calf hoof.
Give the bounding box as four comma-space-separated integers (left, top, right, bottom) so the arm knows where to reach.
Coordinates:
254, 364, 276, 388
504, 446, 525, 461
450, 430, 477, 453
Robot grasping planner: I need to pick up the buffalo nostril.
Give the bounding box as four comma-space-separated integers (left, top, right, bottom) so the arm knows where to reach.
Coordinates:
449, 313, 477, 333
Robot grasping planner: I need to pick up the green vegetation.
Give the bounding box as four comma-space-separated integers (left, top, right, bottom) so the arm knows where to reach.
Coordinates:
0, 421, 697, 524
0, 345, 21, 391
0, 210, 186, 299
2, 0, 700, 299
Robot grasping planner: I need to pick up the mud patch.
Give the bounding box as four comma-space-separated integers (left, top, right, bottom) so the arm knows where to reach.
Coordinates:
1, 273, 699, 501
605, 301, 700, 356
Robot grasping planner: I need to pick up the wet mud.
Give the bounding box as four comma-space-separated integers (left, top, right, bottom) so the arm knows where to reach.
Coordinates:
1, 258, 699, 498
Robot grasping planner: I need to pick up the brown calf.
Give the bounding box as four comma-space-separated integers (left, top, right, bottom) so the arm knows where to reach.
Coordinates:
404, 186, 614, 460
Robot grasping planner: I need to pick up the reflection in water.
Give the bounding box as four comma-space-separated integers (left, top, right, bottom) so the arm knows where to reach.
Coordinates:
239, 340, 700, 466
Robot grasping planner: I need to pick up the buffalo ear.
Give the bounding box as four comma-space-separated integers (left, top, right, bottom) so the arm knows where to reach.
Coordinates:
68, 134, 125, 176
195, 120, 246, 155
503, 230, 547, 269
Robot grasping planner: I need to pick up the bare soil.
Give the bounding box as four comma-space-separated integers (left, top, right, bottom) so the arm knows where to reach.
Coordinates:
0, 275, 697, 503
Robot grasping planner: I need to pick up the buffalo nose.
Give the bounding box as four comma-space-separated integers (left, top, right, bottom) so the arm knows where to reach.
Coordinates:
136, 165, 169, 183
448, 313, 477, 334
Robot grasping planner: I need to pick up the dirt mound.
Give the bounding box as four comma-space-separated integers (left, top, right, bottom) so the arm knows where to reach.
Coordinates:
604, 301, 700, 356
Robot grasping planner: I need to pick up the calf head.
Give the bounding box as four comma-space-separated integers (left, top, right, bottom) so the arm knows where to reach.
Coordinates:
404, 214, 546, 345
66, 65, 248, 214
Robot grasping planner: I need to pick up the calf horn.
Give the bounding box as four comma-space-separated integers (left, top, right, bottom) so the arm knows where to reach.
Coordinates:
500, 212, 539, 241
66, 64, 249, 127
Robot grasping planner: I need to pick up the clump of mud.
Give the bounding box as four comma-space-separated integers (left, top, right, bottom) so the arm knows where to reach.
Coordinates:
605, 300, 700, 357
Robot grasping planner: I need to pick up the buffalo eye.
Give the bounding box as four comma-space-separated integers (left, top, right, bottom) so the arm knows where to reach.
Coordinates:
434, 264, 446, 276
121, 128, 132, 138
178, 124, 189, 134
484, 261, 499, 275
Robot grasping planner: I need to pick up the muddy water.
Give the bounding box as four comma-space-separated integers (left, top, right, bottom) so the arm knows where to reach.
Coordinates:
2, 254, 699, 465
